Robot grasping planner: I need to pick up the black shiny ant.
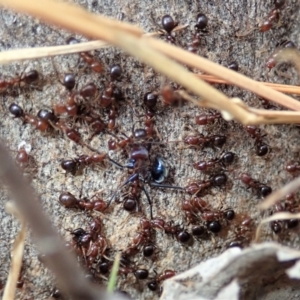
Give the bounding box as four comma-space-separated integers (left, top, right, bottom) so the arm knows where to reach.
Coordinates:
63, 73, 76, 90
108, 151, 183, 218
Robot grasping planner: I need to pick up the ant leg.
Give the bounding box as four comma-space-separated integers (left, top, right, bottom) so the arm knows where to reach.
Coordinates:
149, 182, 184, 190
107, 173, 139, 206
107, 157, 135, 169
107, 157, 124, 169
141, 185, 153, 219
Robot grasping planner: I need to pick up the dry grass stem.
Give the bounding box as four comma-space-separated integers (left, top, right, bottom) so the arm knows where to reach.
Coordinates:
3, 202, 26, 300
197, 74, 300, 95
0, 41, 109, 64
145, 38, 300, 111
0, 23, 186, 63
247, 108, 300, 124
1, 0, 300, 126
144, 24, 189, 37
180, 91, 300, 124
254, 212, 300, 243
259, 177, 300, 210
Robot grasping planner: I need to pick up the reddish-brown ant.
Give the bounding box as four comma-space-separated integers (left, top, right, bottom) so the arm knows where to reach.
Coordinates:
181, 197, 234, 234
187, 13, 208, 53
8, 103, 85, 144
123, 216, 154, 257
259, 0, 285, 32
60, 153, 107, 175
0, 69, 39, 91
269, 194, 299, 234
147, 270, 176, 291
239, 172, 272, 198
245, 125, 269, 156
184, 133, 226, 148
227, 214, 254, 248
118, 262, 149, 280
15, 141, 32, 169
150, 216, 190, 244
185, 173, 227, 195
285, 161, 300, 174
193, 151, 235, 172
67, 37, 104, 73
59, 191, 107, 212
195, 112, 222, 125
161, 85, 184, 106
9, 103, 53, 132
70, 218, 108, 268
266, 40, 296, 70
54, 82, 98, 118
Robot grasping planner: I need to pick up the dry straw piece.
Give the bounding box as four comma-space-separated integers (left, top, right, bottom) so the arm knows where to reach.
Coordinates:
3, 202, 26, 300
1, 0, 300, 124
